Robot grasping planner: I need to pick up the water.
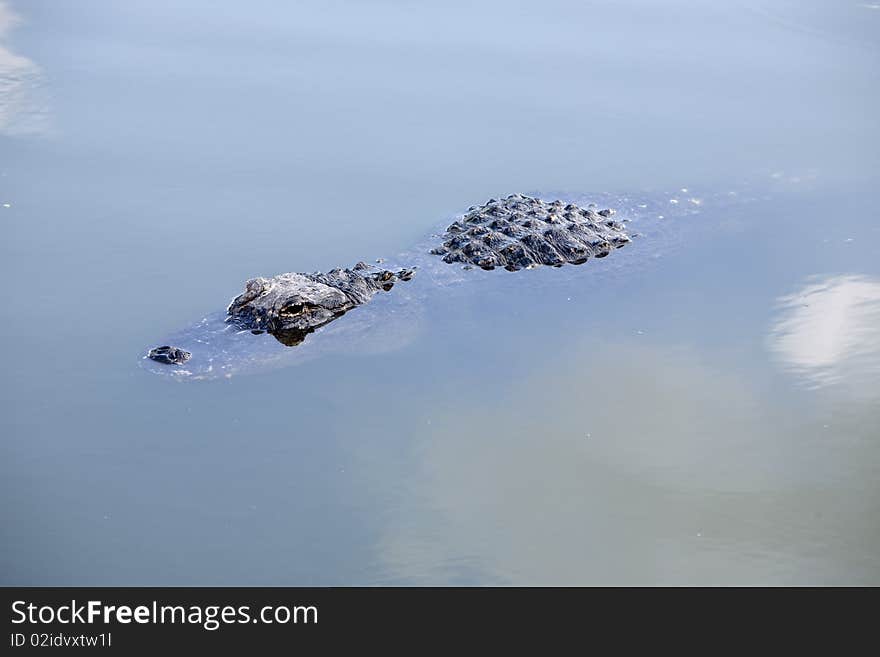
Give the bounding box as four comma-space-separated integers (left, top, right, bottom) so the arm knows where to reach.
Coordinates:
1, 0, 878, 585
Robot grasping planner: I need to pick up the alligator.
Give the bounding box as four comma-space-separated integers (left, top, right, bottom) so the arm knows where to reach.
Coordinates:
149, 182, 777, 381
144, 194, 631, 377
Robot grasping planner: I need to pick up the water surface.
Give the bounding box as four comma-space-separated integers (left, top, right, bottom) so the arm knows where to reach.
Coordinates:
1, 0, 878, 585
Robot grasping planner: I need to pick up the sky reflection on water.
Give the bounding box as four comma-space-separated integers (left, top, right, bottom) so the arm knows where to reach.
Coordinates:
769, 275, 880, 397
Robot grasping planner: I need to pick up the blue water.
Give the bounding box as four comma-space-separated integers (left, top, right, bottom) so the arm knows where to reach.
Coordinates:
1, 0, 878, 584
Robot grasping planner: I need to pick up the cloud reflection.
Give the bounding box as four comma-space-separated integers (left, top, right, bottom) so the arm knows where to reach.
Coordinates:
768, 274, 880, 394
0, 1, 49, 136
